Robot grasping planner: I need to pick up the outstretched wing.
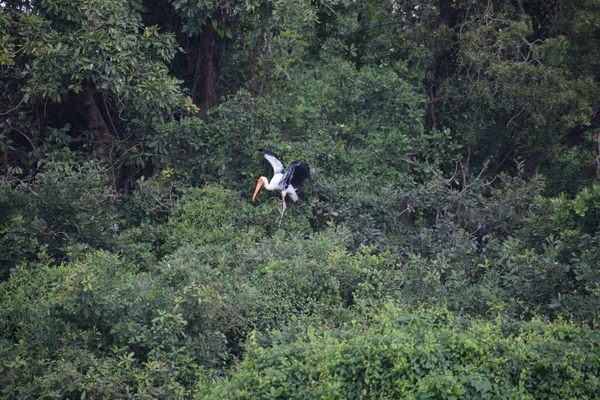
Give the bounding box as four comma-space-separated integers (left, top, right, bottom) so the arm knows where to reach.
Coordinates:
261, 150, 285, 175
284, 161, 311, 189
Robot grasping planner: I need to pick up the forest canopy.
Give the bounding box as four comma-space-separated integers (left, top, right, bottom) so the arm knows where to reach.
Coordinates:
1, 0, 600, 398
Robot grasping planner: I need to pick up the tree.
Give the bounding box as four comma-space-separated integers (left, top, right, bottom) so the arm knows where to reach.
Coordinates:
1, 0, 192, 187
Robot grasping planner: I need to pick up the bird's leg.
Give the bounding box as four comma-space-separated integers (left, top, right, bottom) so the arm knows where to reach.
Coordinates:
281, 193, 287, 215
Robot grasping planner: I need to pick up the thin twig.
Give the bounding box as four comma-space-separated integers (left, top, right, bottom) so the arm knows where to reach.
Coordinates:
0, 99, 24, 116
596, 130, 600, 178
102, 93, 118, 136
9, 125, 37, 152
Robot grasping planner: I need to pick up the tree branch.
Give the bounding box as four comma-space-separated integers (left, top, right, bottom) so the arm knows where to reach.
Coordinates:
9, 125, 37, 152
596, 130, 600, 178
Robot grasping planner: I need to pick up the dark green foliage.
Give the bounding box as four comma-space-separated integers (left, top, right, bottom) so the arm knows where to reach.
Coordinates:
204, 305, 600, 399
0, 163, 117, 278
359, 174, 600, 322
0, 252, 210, 398
2, 0, 600, 398
3, 170, 599, 397
0, 219, 388, 397
0, 180, 41, 278
1, 0, 192, 186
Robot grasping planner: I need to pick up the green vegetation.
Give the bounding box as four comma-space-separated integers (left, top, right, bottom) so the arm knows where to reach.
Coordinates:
1, 0, 600, 398
206, 306, 600, 399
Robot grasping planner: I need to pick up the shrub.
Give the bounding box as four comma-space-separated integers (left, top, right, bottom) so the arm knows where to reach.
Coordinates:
202, 304, 600, 399
0, 251, 230, 398
0, 163, 117, 278
0, 180, 43, 279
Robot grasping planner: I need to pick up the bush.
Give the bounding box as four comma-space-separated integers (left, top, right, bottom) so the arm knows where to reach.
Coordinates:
31, 163, 117, 250
376, 174, 600, 324
0, 251, 232, 398
0, 163, 117, 279
203, 304, 600, 399
0, 180, 43, 279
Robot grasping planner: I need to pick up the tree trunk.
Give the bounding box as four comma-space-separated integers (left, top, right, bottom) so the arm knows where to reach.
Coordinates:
198, 24, 218, 117
249, 50, 258, 97
426, 0, 457, 131
75, 87, 117, 187
76, 87, 112, 157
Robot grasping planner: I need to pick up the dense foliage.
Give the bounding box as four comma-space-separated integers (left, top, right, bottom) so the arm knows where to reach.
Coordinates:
206, 305, 600, 399
1, 0, 600, 398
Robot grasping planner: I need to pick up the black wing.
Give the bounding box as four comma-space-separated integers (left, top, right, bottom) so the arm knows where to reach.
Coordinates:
261, 150, 285, 175
284, 161, 311, 189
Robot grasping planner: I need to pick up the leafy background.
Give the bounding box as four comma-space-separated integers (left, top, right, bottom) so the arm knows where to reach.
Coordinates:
1, 0, 600, 398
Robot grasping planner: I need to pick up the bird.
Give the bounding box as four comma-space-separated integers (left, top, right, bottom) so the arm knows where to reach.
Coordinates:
252, 150, 311, 215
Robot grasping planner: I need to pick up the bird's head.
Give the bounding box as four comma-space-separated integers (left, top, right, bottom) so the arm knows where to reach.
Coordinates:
252, 177, 266, 201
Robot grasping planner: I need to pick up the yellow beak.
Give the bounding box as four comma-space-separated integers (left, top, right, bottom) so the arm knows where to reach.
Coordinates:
252, 178, 264, 201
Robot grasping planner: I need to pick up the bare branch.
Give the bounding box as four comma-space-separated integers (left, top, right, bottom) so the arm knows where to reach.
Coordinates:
0, 98, 25, 116
596, 130, 600, 178
9, 124, 37, 152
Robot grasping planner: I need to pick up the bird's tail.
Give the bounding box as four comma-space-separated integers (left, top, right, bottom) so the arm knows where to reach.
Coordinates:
289, 191, 299, 202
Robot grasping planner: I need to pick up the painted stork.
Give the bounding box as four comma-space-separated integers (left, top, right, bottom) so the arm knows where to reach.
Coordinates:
252, 150, 311, 214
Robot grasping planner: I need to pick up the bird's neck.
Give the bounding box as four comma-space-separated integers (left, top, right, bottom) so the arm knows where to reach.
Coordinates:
262, 176, 279, 190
